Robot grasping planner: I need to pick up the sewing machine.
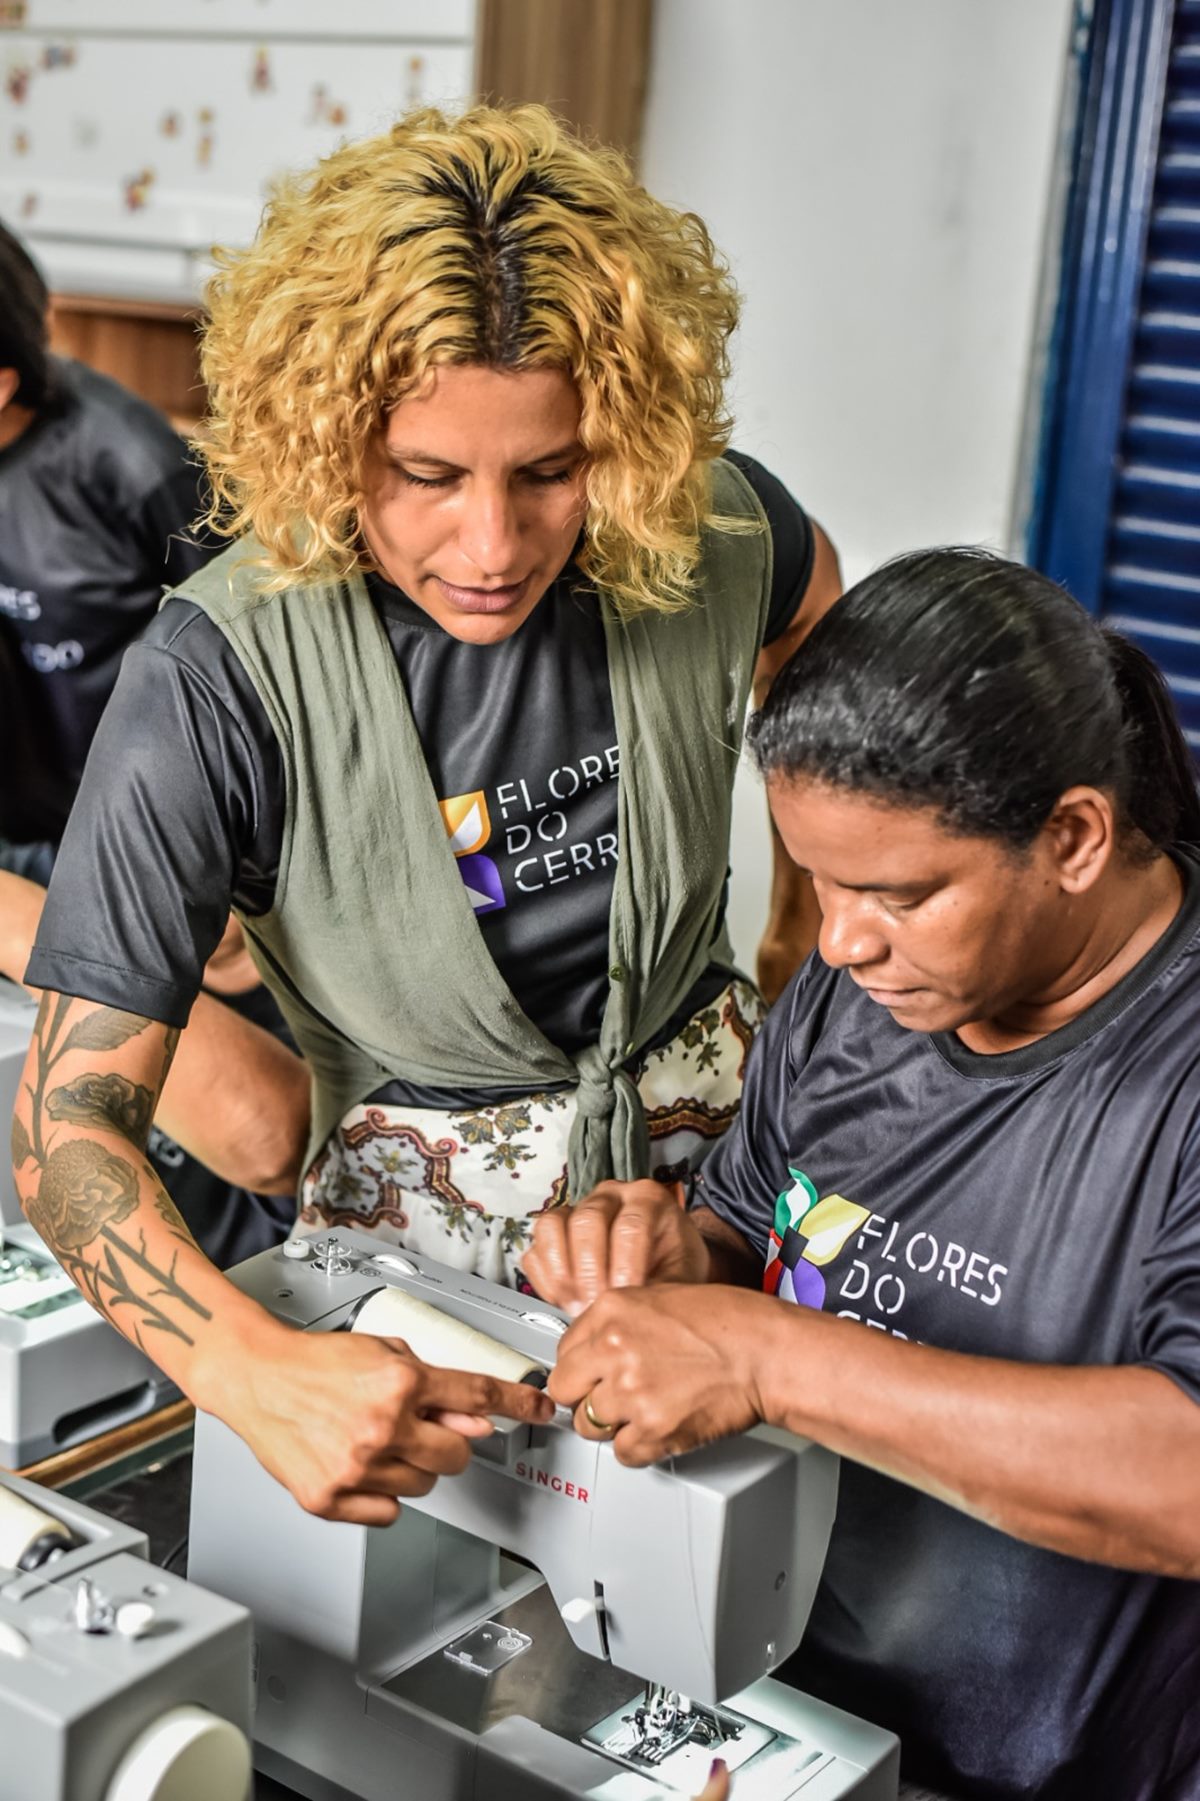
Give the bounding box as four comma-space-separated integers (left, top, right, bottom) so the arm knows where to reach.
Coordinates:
188, 1226, 900, 1799
0, 980, 175, 1467
0, 1466, 253, 1800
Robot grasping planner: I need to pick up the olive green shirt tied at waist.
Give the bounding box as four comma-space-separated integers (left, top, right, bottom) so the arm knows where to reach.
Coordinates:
177, 457, 773, 1199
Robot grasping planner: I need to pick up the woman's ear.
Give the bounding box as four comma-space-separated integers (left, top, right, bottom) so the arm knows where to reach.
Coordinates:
1041, 786, 1115, 895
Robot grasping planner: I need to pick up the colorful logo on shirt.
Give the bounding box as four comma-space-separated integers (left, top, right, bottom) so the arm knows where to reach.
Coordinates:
439, 790, 506, 914
764, 1167, 869, 1309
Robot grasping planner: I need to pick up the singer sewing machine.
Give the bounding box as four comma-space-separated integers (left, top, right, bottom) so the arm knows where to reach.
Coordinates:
189, 1226, 900, 1800
0, 1466, 253, 1800
0, 980, 175, 1467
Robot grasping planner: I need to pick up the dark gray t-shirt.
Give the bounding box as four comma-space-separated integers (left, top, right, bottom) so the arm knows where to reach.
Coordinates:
0, 357, 210, 838
695, 855, 1200, 1801
29, 453, 811, 1107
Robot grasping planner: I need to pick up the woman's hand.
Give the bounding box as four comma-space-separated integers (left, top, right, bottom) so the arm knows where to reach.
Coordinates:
696, 1760, 730, 1801
206, 1319, 554, 1524
546, 1285, 770, 1465
522, 1179, 711, 1315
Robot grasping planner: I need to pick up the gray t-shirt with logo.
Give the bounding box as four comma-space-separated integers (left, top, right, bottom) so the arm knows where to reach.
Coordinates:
696, 854, 1200, 1801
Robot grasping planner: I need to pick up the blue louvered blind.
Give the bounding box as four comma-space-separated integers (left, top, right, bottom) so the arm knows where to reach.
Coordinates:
1102, 0, 1200, 751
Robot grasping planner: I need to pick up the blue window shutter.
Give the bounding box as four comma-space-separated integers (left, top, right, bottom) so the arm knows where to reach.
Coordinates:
1103, 0, 1200, 750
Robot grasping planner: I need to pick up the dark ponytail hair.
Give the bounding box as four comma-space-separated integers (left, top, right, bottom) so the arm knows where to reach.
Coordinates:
747, 547, 1200, 859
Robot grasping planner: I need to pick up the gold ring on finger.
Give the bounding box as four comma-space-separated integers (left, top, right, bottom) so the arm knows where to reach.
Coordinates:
583, 1393, 615, 1435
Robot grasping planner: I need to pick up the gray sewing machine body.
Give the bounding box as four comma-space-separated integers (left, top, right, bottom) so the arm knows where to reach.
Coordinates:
0, 981, 175, 1467
0, 1468, 253, 1800
189, 1226, 899, 1799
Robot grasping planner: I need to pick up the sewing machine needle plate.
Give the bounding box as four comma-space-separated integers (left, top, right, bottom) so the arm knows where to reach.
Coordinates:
443, 1619, 533, 1676
584, 1701, 779, 1793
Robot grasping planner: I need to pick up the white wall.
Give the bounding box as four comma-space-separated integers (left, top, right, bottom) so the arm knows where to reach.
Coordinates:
640, 0, 1076, 969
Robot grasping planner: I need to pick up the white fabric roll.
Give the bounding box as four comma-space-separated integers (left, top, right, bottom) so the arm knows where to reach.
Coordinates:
350, 1287, 546, 1385
0, 1485, 72, 1570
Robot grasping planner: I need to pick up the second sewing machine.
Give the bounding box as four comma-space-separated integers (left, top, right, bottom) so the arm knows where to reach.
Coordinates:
0, 980, 174, 1469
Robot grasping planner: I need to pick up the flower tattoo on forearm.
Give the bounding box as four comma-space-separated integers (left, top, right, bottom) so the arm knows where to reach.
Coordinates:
12, 997, 209, 1348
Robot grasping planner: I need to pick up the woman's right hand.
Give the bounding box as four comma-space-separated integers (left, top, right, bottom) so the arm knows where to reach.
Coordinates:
207, 1319, 554, 1524
521, 1179, 711, 1316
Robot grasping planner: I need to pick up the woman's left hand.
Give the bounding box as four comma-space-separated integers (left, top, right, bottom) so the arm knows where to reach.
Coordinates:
546, 1286, 771, 1464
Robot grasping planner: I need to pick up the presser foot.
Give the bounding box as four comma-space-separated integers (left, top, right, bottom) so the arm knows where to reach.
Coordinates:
583, 1682, 776, 1792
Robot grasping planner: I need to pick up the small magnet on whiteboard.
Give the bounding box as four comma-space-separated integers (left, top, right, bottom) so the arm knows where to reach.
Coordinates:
122, 168, 156, 212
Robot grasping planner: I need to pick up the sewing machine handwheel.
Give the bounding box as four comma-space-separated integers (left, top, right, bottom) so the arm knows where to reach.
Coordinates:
104, 1704, 251, 1801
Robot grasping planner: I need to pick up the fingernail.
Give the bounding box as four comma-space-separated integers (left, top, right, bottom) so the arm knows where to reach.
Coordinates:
565, 1300, 584, 1320
710, 1759, 727, 1778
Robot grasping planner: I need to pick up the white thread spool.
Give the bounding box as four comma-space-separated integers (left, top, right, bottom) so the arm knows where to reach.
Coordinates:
0, 1485, 74, 1571
104, 1705, 251, 1801
350, 1288, 546, 1386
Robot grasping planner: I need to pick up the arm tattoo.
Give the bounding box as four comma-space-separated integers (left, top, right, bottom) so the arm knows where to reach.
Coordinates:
17, 1000, 213, 1350
47, 1072, 155, 1144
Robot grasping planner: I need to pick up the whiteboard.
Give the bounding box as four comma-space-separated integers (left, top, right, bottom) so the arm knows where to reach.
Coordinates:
1, 0, 477, 300
19, 2, 473, 41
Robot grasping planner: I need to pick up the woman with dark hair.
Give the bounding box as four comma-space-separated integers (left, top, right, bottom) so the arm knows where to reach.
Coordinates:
530, 549, 1200, 1801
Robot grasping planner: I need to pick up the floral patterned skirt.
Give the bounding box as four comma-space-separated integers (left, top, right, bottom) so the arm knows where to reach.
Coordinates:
298, 977, 766, 1287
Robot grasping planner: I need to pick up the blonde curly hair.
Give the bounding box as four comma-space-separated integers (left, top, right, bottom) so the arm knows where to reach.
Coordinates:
198, 104, 744, 614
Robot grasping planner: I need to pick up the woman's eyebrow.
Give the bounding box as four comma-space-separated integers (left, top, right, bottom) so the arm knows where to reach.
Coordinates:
384, 442, 582, 468
524, 443, 583, 465
384, 446, 460, 467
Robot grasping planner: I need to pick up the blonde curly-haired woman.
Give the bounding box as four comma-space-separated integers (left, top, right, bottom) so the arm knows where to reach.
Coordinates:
17, 106, 838, 1518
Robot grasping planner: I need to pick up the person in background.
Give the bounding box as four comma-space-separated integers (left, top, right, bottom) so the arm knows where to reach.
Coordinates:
0, 223, 297, 1266
13, 104, 837, 1523
529, 549, 1200, 1801
0, 223, 211, 852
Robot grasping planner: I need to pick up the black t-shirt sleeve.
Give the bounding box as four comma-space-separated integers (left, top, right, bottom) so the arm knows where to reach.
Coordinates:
26, 601, 282, 1026
1135, 1111, 1200, 1406
723, 449, 816, 646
